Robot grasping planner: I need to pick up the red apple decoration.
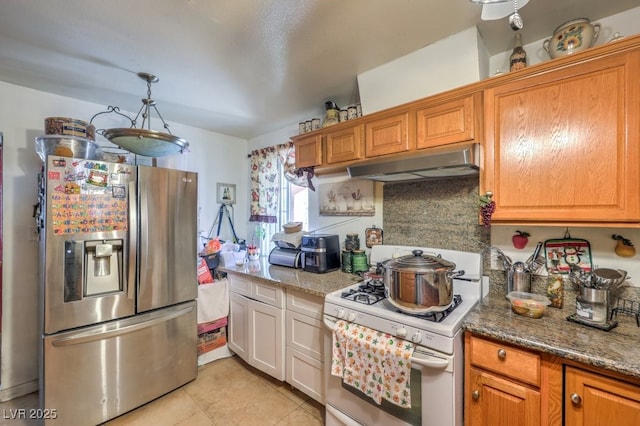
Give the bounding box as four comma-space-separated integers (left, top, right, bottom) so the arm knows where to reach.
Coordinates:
512, 231, 530, 249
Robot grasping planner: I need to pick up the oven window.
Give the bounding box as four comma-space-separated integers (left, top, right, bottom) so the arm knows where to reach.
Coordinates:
341, 367, 421, 424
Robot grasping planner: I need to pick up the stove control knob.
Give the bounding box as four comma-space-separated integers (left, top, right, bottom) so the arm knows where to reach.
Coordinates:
347, 312, 357, 322
411, 332, 422, 343
337, 309, 346, 319
396, 327, 408, 338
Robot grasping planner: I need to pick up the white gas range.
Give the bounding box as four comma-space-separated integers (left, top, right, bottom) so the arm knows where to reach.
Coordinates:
323, 245, 485, 426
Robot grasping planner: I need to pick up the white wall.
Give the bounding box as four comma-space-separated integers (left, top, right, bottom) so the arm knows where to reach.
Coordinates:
0, 81, 248, 399
357, 27, 488, 114
307, 174, 384, 257
490, 226, 640, 288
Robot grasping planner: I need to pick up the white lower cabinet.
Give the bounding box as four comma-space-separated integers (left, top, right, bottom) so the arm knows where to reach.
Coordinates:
228, 276, 285, 381
228, 292, 249, 359
249, 299, 285, 380
228, 275, 325, 402
285, 292, 325, 403
286, 346, 324, 403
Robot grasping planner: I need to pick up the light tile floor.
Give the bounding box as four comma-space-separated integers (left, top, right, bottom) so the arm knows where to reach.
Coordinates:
0, 355, 324, 426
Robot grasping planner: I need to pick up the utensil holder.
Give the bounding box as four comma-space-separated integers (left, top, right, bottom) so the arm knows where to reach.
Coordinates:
507, 270, 532, 294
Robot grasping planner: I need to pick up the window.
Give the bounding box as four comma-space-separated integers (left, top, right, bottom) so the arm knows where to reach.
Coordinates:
252, 159, 308, 254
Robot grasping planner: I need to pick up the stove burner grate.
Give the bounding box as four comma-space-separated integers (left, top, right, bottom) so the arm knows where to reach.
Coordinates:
340, 279, 386, 305
394, 294, 463, 323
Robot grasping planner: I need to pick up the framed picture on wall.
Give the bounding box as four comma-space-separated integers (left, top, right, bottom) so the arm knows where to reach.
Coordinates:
318, 179, 375, 216
216, 183, 236, 205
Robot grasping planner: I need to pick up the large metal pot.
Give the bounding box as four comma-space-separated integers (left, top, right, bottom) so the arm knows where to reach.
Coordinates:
382, 250, 464, 314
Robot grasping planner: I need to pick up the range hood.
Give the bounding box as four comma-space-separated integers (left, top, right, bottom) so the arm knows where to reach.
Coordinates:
347, 144, 480, 182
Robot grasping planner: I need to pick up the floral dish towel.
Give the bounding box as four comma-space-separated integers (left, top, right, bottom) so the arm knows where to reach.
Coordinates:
331, 319, 415, 408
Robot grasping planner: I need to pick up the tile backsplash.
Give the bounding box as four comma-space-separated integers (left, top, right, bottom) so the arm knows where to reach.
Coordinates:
382, 176, 489, 253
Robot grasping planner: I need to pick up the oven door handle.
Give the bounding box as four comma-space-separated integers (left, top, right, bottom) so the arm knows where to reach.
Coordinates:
326, 404, 365, 426
411, 350, 450, 370
323, 315, 337, 330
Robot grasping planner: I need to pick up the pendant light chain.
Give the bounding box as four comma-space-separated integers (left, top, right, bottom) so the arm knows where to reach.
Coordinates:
130, 73, 173, 135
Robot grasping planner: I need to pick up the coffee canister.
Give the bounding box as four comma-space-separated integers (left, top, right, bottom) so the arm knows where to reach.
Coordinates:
351, 250, 368, 273
347, 105, 357, 120
341, 250, 353, 273
339, 109, 348, 122
345, 234, 360, 251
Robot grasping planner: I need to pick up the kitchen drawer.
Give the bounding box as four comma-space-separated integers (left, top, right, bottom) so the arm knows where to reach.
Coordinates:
286, 291, 323, 319
286, 310, 323, 359
469, 335, 541, 387
228, 275, 251, 297
251, 281, 285, 309
286, 346, 324, 404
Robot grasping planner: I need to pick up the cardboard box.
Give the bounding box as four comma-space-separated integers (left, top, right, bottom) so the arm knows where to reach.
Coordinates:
197, 316, 228, 335
197, 327, 227, 356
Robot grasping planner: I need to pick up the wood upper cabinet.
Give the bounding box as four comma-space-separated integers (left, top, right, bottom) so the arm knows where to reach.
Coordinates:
364, 110, 412, 157
325, 124, 363, 164
483, 49, 640, 223
416, 93, 481, 149
565, 366, 640, 426
292, 133, 322, 168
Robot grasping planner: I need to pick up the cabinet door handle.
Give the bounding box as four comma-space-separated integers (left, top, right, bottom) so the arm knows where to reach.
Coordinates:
497, 348, 507, 360
472, 390, 480, 401
570, 393, 582, 405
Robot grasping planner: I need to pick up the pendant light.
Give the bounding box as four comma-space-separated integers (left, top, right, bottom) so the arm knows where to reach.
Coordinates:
471, 0, 530, 21
92, 72, 189, 157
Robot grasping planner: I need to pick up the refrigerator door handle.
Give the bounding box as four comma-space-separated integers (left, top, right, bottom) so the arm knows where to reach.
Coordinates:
51, 304, 194, 347
128, 180, 137, 301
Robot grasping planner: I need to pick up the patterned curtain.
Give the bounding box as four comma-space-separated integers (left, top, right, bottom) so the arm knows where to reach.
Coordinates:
249, 142, 292, 223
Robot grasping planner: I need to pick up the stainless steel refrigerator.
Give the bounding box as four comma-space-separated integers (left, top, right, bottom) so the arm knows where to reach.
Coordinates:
37, 156, 198, 425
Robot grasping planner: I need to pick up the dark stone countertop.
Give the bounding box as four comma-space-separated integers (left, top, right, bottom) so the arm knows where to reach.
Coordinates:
219, 257, 361, 298
463, 278, 640, 381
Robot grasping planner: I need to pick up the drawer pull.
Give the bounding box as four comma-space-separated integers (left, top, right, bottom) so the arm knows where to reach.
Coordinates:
472, 390, 480, 401
570, 393, 582, 405
497, 348, 507, 360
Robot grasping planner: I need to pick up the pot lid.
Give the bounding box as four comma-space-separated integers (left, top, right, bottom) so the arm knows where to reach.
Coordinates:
386, 249, 456, 272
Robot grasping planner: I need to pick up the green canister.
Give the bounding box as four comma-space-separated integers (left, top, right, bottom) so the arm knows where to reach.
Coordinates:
341, 250, 353, 273
351, 250, 368, 273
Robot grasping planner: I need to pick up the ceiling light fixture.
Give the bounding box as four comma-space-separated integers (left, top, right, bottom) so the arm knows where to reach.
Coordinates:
471, 0, 530, 22
468, 0, 508, 4
91, 72, 189, 158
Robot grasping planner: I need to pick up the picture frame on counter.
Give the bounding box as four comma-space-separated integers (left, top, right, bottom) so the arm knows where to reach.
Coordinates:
318, 179, 375, 216
216, 183, 236, 205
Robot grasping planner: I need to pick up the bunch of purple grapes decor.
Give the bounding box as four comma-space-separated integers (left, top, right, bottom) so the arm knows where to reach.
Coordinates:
478, 192, 495, 228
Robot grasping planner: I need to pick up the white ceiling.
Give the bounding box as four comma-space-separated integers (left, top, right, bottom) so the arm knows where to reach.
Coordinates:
1, 0, 639, 139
